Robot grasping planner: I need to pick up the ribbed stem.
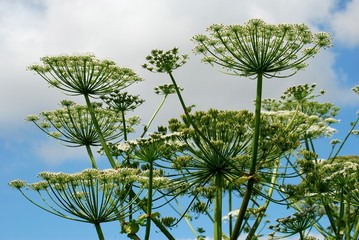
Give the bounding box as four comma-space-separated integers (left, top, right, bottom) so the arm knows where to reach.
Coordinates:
231, 72, 263, 240
144, 161, 154, 240
214, 176, 223, 240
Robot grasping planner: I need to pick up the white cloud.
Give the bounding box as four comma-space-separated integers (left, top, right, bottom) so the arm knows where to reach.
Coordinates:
331, 0, 359, 47
32, 138, 91, 165
1, 0, 356, 163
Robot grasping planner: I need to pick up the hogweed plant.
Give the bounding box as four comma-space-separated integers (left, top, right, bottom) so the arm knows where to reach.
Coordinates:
9, 168, 145, 240
26, 100, 139, 168
10, 19, 358, 240
191, 18, 331, 240
28, 54, 142, 168
268, 85, 359, 240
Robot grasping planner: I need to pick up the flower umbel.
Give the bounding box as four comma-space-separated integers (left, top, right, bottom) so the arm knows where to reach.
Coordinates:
142, 48, 188, 73
28, 54, 142, 96
9, 168, 144, 224
26, 100, 123, 147
193, 19, 332, 78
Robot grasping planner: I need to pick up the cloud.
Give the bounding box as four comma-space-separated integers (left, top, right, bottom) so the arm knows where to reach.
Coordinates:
1, 0, 356, 163
331, 0, 359, 47
31, 138, 91, 165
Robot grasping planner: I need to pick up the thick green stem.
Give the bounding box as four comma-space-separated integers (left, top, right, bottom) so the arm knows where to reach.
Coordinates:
337, 187, 345, 240
246, 158, 279, 239
94, 223, 105, 240
214, 176, 223, 240
323, 201, 338, 234
345, 201, 350, 240
144, 161, 154, 240
231, 73, 263, 240
85, 144, 98, 168
299, 231, 304, 240
84, 94, 116, 168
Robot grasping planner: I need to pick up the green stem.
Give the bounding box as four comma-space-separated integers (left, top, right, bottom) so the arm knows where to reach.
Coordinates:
231, 73, 263, 240
337, 186, 345, 240
121, 110, 128, 141
345, 200, 350, 240
214, 176, 223, 240
129, 190, 175, 240
94, 223, 105, 240
299, 231, 304, 240
323, 201, 338, 234
141, 95, 168, 138
85, 144, 98, 168
353, 216, 359, 240
246, 158, 279, 239
174, 198, 200, 237
229, 189, 233, 236
168, 72, 242, 174
84, 94, 116, 168
331, 115, 359, 163
144, 161, 154, 240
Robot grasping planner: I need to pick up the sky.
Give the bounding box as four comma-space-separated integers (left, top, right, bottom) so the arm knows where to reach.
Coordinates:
1, 0, 358, 239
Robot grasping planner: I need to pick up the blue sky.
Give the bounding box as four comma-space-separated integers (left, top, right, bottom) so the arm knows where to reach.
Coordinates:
1, 0, 358, 239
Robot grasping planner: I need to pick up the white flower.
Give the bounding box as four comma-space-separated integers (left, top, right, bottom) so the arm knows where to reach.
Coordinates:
116, 142, 131, 152
222, 209, 240, 220
324, 118, 340, 124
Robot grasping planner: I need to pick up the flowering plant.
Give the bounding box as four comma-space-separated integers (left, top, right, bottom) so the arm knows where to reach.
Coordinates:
9, 19, 358, 240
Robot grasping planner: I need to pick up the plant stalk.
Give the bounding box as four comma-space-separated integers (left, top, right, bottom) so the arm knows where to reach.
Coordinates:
129, 189, 175, 240
214, 176, 223, 240
144, 161, 154, 240
231, 72, 263, 240
84, 94, 117, 168
85, 144, 98, 168
94, 223, 105, 240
